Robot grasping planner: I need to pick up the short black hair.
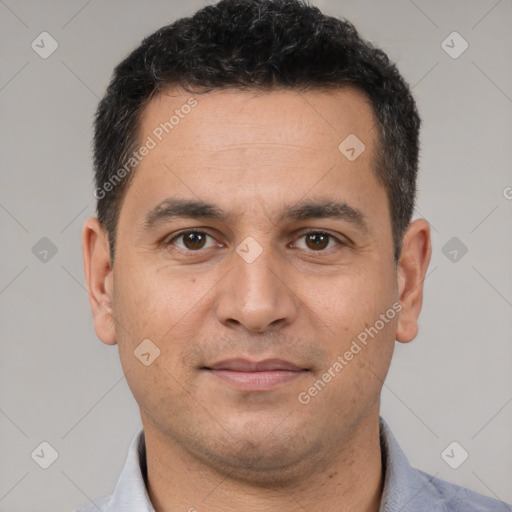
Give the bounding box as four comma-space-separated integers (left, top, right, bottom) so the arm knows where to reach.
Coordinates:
93, 0, 420, 263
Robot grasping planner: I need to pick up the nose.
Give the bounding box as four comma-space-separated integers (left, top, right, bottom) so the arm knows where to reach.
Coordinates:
213, 243, 299, 333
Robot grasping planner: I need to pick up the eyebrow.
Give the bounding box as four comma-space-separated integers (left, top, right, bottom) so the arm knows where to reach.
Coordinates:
142, 197, 368, 232
143, 198, 232, 230
281, 200, 367, 231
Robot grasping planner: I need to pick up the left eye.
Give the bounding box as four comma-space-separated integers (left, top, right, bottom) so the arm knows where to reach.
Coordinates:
293, 232, 341, 251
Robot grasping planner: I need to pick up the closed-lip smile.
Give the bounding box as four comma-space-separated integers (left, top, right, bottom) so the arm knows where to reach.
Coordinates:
203, 358, 309, 390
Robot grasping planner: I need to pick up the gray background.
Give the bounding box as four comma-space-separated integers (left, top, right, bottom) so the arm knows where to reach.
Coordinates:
1, 0, 511, 511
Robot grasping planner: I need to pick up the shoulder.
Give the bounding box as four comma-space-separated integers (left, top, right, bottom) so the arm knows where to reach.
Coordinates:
379, 417, 511, 512
413, 468, 512, 512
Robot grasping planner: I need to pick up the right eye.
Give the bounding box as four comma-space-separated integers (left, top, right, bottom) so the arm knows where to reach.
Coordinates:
165, 230, 218, 252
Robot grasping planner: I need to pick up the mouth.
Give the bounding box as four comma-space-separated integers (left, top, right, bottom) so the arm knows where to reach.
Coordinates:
202, 358, 310, 391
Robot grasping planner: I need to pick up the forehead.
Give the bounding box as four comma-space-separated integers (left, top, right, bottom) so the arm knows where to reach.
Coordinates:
139, 86, 378, 156
118, 86, 386, 231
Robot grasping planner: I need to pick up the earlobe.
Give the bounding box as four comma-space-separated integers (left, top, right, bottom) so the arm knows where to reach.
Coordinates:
82, 217, 117, 345
395, 219, 432, 344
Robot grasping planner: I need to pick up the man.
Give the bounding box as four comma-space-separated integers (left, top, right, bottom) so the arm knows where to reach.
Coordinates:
78, 0, 510, 510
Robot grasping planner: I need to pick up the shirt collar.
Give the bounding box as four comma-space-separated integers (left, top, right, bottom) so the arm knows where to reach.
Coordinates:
108, 428, 155, 512
378, 417, 439, 512
106, 417, 431, 512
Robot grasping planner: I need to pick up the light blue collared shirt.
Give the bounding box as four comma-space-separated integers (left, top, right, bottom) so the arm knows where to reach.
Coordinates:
74, 417, 511, 511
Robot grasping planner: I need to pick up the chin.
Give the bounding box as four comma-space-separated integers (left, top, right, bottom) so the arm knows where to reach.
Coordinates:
192, 422, 326, 486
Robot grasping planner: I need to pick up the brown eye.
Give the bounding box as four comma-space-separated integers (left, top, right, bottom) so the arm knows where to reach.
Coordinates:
292, 231, 343, 252
305, 232, 330, 250
182, 232, 207, 250
168, 231, 216, 251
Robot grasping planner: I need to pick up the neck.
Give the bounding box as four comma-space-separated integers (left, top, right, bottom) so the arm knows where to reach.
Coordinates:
142, 410, 384, 512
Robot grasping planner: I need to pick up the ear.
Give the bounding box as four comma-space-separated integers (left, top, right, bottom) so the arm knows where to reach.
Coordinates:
395, 218, 431, 344
82, 217, 117, 345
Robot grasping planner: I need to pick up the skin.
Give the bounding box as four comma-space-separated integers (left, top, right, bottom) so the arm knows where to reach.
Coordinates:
83, 86, 431, 512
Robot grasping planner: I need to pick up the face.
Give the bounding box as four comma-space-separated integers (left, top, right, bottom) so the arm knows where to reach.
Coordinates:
84, 86, 430, 482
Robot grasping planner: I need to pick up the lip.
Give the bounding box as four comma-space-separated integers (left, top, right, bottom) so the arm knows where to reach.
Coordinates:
203, 358, 309, 391
207, 358, 305, 372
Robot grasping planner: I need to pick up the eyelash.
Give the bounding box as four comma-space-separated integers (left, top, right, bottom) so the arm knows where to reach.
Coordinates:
164, 229, 347, 254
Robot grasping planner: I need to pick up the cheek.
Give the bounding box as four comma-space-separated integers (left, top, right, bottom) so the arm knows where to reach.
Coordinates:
302, 261, 399, 394
113, 261, 193, 337
110, 268, 198, 419
305, 264, 398, 339
111, 261, 211, 381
